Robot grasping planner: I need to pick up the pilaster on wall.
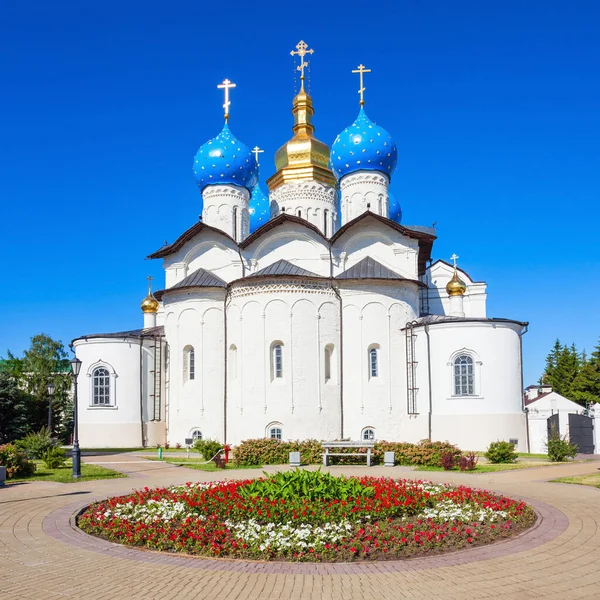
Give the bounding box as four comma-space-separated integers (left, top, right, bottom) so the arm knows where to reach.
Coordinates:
202, 184, 251, 242
340, 170, 390, 224
269, 181, 338, 237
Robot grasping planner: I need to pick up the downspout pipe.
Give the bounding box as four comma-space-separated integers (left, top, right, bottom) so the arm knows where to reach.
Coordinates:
139, 338, 144, 448
519, 324, 530, 452
223, 288, 230, 444
425, 324, 433, 441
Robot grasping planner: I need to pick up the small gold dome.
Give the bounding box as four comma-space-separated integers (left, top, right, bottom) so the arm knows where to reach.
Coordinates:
140, 293, 159, 313
446, 269, 467, 297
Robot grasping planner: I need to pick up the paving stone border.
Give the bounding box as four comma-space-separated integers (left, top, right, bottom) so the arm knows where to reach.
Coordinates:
42, 494, 568, 575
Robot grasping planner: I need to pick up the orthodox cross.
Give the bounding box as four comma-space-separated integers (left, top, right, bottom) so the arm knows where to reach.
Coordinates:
147, 275, 154, 295
450, 253, 459, 268
290, 40, 314, 85
217, 78, 236, 122
252, 146, 264, 166
352, 64, 371, 107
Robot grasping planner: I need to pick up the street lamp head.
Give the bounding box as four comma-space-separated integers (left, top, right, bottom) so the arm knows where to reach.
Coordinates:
70, 357, 82, 378
47, 383, 55, 396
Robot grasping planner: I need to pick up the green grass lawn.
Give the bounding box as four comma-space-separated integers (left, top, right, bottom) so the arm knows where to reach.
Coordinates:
416, 461, 568, 473
8, 460, 127, 483
551, 473, 600, 488
148, 457, 261, 471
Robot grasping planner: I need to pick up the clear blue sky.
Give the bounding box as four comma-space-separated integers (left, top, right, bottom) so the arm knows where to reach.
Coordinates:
1, 1, 599, 385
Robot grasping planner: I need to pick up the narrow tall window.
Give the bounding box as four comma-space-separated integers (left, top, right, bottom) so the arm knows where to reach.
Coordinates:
324, 345, 333, 382
272, 343, 283, 380
453, 355, 474, 395
189, 348, 195, 380
92, 367, 110, 405
183, 346, 195, 382
233, 206, 238, 241
323, 209, 329, 236
297, 209, 302, 218
369, 347, 379, 378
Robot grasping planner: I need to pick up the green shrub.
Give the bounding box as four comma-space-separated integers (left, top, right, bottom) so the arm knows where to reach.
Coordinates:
546, 429, 578, 462
15, 427, 58, 459
42, 446, 67, 469
239, 469, 375, 502
232, 438, 463, 468
485, 441, 518, 464
194, 439, 223, 461
0, 443, 37, 478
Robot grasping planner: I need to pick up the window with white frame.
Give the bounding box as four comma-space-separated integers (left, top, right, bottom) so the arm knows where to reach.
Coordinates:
269, 426, 282, 440
453, 354, 475, 396
271, 342, 283, 380
183, 345, 195, 382
362, 427, 375, 441
324, 344, 333, 382
190, 429, 202, 441
369, 346, 379, 378
92, 367, 111, 405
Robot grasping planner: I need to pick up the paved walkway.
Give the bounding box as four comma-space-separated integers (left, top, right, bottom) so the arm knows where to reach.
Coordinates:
1, 455, 600, 600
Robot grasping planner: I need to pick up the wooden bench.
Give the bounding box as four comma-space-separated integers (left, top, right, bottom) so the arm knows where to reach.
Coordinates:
322, 441, 374, 467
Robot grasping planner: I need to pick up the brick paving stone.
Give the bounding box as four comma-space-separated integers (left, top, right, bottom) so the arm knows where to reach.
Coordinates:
1, 457, 600, 599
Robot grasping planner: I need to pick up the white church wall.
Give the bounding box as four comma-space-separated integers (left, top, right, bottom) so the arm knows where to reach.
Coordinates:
341, 282, 421, 442
162, 291, 225, 445
413, 320, 527, 451
426, 261, 487, 317
163, 230, 243, 287
226, 281, 341, 445
242, 222, 330, 277
74, 338, 144, 448
339, 170, 390, 223
332, 218, 420, 280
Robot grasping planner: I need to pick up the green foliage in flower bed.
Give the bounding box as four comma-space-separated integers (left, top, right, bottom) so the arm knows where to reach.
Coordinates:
78, 473, 535, 561
0, 442, 36, 478
546, 429, 578, 462
42, 446, 67, 469
14, 427, 59, 459
193, 438, 223, 461
233, 438, 462, 467
240, 469, 375, 502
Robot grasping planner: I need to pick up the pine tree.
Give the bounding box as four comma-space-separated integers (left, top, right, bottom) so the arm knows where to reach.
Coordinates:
571, 340, 600, 407
542, 340, 581, 400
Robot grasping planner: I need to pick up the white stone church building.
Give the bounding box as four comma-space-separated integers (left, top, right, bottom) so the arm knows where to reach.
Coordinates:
74, 51, 529, 451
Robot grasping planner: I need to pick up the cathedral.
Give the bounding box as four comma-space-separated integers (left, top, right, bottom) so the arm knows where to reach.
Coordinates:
73, 42, 529, 452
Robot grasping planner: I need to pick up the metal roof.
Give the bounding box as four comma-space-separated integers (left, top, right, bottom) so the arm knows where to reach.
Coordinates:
168, 268, 226, 290
336, 256, 424, 286
73, 326, 165, 342
250, 259, 321, 278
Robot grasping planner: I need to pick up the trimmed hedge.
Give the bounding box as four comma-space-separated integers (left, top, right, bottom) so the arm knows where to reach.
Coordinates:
233, 439, 462, 467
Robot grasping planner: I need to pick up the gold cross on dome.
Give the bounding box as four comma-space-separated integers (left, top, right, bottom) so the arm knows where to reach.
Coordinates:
290, 40, 314, 85
352, 64, 372, 106
252, 146, 264, 165
147, 275, 154, 294
450, 253, 459, 268
217, 78, 236, 122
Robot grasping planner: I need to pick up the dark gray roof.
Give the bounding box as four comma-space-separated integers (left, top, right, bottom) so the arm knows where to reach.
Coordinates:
73, 326, 165, 342
168, 268, 226, 290
407, 315, 529, 328
336, 257, 425, 287
250, 259, 321, 278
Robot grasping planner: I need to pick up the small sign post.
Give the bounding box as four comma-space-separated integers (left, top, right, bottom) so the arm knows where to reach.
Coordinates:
185, 438, 193, 459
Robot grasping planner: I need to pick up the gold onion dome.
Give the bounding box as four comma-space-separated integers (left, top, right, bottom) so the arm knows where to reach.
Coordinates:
141, 293, 159, 313
266, 86, 336, 191
446, 269, 467, 297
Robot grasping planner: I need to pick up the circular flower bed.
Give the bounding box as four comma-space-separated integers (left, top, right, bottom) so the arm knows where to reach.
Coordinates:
78, 471, 536, 562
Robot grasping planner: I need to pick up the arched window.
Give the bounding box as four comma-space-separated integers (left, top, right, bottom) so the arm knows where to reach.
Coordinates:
323, 209, 329, 236
297, 209, 302, 218
269, 426, 282, 440
190, 429, 202, 441
454, 354, 474, 396
229, 344, 237, 379
233, 206, 238, 241
183, 346, 195, 382
271, 342, 283, 380
362, 427, 375, 441
92, 367, 110, 405
369, 346, 379, 378
324, 344, 333, 382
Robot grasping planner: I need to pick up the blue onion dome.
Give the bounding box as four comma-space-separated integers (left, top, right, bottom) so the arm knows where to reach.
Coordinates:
249, 184, 270, 233
192, 123, 258, 192
330, 108, 397, 181
389, 191, 402, 223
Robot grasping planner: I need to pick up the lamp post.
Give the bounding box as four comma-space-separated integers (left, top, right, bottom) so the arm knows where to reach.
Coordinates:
70, 357, 82, 479
47, 382, 55, 433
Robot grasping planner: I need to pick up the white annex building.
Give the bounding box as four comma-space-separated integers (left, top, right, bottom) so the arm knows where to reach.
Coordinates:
73, 43, 530, 451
